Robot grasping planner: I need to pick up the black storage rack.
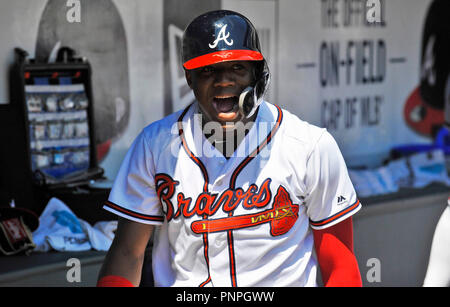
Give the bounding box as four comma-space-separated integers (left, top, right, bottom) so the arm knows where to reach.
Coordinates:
0, 47, 106, 216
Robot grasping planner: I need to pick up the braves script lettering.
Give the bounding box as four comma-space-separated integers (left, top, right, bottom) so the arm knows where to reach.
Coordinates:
156, 174, 271, 221
156, 174, 300, 236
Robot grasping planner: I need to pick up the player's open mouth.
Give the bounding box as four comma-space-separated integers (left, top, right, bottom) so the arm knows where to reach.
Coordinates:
212, 95, 239, 114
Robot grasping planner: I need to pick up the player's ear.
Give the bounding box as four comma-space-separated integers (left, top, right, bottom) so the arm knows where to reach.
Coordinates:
185, 70, 193, 88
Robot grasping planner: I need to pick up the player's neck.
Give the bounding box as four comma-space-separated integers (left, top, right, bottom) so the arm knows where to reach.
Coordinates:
216, 128, 249, 158
201, 113, 257, 159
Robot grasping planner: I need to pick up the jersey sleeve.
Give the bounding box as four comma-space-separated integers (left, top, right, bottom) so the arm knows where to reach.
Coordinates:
304, 130, 361, 230
103, 130, 164, 225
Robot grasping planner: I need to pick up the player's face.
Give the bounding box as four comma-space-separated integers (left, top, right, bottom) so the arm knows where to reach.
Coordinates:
186, 61, 256, 129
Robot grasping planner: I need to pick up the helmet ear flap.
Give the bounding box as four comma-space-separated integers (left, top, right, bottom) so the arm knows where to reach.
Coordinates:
239, 61, 270, 118
255, 65, 270, 99
238, 87, 254, 117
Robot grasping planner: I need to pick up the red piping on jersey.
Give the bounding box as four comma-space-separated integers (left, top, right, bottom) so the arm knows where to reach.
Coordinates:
309, 199, 360, 228
178, 105, 209, 192
104, 200, 164, 222
226, 104, 283, 287
229, 104, 284, 188
178, 104, 212, 287
198, 230, 212, 287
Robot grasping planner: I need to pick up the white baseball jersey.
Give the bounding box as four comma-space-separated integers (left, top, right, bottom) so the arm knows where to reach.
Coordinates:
104, 100, 361, 287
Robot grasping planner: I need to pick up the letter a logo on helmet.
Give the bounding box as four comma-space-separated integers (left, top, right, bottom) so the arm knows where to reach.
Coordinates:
208, 24, 234, 49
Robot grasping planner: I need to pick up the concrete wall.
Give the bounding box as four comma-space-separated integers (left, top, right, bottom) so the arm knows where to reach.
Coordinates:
354, 191, 448, 286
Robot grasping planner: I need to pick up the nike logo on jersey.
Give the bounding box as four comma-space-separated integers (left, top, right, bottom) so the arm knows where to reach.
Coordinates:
155, 174, 300, 236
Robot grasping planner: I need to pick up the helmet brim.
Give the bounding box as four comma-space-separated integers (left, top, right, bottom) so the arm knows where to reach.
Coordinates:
183, 49, 263, 70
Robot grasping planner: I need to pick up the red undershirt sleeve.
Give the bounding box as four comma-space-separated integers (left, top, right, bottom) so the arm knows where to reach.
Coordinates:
312, 217, 362, 287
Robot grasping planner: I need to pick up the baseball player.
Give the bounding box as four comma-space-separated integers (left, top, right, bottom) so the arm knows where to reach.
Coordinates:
97, 10, 362, 287
423, 196, 450, 287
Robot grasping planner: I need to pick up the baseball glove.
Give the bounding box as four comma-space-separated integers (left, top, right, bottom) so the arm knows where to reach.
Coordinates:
0, 207, 39, 256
